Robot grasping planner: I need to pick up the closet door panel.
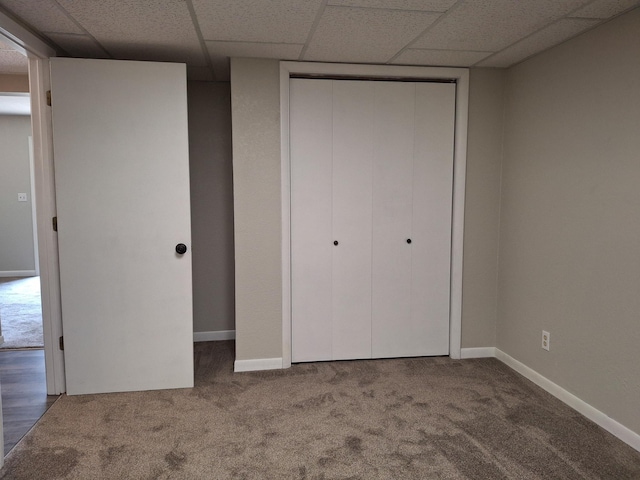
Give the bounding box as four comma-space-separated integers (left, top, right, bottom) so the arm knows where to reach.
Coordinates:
331, 81, 375, 360
371, 82, 416, 358
412, 83, 456, 355
290, 79, 334, 362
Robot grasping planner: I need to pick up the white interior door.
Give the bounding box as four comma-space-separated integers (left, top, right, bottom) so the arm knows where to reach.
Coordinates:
50, 58, 193, 395
290, 79, 333, 362
371, 82, 416, 357
411, 83, 456, 356
372, 82, 455, 357
291, 78, 455, 363
290, 79, 375, 362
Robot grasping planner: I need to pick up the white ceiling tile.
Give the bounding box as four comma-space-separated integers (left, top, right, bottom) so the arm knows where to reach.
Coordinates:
477, 18, 600, 68
412, 0, 591, 51
569, 0, 640, 18
304, 6, 440, 63
45, 33, 110, 59
0, 0, 84, 34
0, 50, 28, 74
56, 0, 206, 65
206, 41, 303, 61
192, 0, 324, 43
327, 0, 456, 12
1, 0, 630, 75
392, 49, 492, 67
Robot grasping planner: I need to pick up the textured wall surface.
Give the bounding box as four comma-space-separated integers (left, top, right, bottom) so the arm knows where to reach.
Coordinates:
0, 115, 35, 273
187, 81, 235, 334
462, 68, 505, 348
498, 8, 640, 434
230, 58, 283, 361
0, 74, 29, 92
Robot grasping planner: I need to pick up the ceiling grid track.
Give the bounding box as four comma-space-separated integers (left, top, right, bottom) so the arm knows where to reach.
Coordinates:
50, 0, 112, 58
0, 0, 639, 79
299, 0, 328, 61
185, 0, 216, 81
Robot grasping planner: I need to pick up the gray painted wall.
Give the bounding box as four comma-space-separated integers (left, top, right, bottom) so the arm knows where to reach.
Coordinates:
498, 9, 640, 434
462, 69, 505, 348
230, 59, 283, 361
230, 58, 506, 360
0, 115, 35, 273
187, 82, 235, 334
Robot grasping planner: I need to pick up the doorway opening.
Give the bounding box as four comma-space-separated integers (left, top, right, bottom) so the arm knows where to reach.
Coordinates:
0, 37, 56, 456
0, 78, 43, 350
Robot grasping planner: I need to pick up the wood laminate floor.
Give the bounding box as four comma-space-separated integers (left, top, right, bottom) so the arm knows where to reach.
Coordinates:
0, 349, 58, 455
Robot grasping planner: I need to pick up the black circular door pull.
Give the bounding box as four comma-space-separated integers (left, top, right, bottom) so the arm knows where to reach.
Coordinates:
175, 243, 188, 254
334, 240, 339, 246
406, 239, 412, 244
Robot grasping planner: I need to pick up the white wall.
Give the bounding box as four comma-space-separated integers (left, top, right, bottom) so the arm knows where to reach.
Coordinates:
187, 82, 235, 335
498, 8, 640, 435
0, 114, 35, 274
230, 59, 505, 360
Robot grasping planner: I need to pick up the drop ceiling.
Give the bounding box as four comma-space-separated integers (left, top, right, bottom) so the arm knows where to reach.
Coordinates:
0, 0, 638, 81
0, 37, 28, 74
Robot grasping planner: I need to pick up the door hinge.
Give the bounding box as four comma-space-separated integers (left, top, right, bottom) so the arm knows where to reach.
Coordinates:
52, 216, 58, 232
59, 336, 64, 350
46, 90, 52, 106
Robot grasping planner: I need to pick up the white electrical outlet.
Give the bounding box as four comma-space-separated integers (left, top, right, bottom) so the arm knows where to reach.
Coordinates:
542, 330, 550, 351
18, 193, 28, 202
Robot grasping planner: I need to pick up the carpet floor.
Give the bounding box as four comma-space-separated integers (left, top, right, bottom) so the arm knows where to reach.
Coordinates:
1, 341, 639, 479
0, 277, 44, 349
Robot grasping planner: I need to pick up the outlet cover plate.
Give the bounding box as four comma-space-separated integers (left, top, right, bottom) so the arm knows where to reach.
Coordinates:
542, 330, 550, 351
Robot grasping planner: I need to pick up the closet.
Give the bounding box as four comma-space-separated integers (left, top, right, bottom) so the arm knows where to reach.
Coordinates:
290, 78, 455, 363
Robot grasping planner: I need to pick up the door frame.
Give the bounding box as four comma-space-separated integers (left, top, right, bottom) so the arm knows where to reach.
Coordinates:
280, 61, 469, 368
0, 11, 65, 394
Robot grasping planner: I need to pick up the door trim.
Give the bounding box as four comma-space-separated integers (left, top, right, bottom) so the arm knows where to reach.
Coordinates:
29, 57, 66, 394
280, 61, 469, 368
1, 10, 65, 395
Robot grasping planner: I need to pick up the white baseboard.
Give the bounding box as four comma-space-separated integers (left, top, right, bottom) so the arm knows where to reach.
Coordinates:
0, 270, 37, 278
495, 349, 640, 453
234, 357, 283, 373
193, 330, 235, 342
460, 347, 496, 359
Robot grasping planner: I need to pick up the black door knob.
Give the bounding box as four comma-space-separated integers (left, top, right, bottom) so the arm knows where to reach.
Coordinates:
175, 243, 187, 254
334, 240, 339, 246
406, 239, 412, 244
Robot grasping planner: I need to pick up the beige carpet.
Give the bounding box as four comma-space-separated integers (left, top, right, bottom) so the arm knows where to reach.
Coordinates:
1, 341, 639, 479
0, 277, 44, 349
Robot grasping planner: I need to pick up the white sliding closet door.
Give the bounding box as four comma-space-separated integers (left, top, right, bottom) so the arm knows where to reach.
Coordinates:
291, 78, 455, 363
372, 82, 455, 358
